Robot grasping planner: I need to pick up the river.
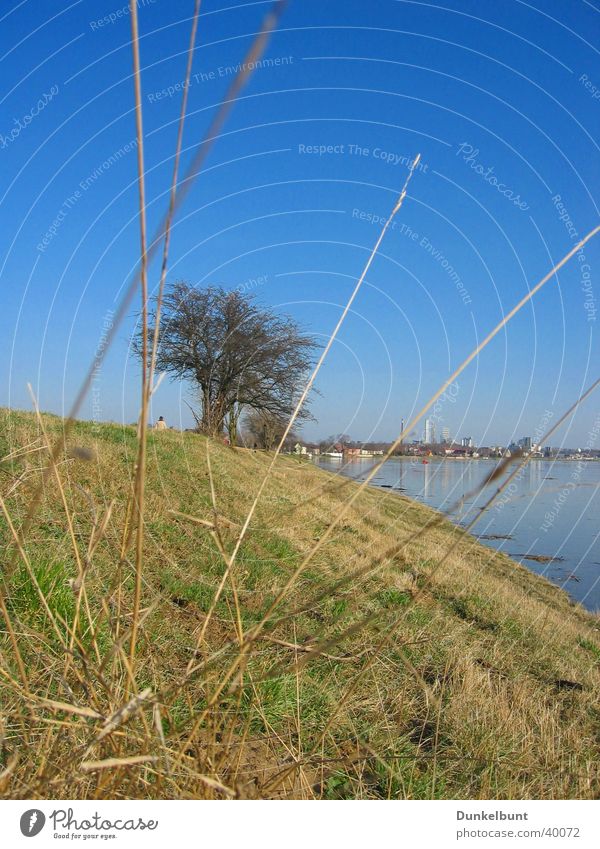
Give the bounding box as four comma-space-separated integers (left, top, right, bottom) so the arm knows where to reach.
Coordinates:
313, 456, 600, 612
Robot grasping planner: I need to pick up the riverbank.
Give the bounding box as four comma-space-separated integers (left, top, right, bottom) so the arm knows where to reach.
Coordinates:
1, 408, 599, 799
314, 455, 600, 613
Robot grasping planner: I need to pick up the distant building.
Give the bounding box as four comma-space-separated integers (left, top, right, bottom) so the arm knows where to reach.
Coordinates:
441, 427, 451, 444
461, 436, 473, 448
452, 447, 469, 456
518, 436, 532, 451
424, 418, 436, 444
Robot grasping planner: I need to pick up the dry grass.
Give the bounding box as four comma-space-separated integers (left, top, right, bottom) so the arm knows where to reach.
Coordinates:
1, 0, 599, 804
0, 407, 599, 800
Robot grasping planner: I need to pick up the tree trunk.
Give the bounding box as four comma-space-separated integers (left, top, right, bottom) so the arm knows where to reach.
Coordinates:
227, 404, 241, 446
199, 384, 211, 434
198, 385, 226, 437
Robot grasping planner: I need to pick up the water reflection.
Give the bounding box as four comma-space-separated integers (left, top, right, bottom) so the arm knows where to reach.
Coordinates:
313, 456, 600, 612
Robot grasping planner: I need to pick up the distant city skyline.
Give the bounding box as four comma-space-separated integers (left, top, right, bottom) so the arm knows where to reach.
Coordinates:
301, 427, 597, 454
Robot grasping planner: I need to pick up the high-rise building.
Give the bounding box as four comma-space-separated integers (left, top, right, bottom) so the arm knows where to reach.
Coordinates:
441, 427, 451, 444
462, 436, 473, 448
518, 436, 532, 451
424, 418, 436, 444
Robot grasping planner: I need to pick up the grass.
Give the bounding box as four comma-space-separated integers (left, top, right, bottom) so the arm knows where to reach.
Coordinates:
4, 0, 597, 805
0, 407, 599, 800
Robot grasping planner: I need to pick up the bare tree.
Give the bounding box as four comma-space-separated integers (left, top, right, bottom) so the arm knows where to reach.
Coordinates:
136, 283, 316, 443
242, 409, 301, 450
318, 433, 352, 453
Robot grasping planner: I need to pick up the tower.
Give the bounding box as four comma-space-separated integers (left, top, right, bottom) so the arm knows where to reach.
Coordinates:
424, 418, 435, 444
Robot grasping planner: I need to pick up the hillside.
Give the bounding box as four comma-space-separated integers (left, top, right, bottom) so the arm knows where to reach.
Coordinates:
0, 407, 599, 800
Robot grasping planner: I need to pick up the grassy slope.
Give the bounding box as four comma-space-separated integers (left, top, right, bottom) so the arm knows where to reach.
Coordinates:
1, 407, 599, 800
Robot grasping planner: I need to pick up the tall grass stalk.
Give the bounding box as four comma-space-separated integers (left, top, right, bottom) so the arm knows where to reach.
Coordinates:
4, 0, 287, 580
1, 0, 600, 802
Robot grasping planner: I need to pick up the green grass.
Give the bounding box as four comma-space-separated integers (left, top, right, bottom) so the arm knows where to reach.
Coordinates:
0, 407, 599, 800
9, 558, 75, 627
578, 637, 600, 662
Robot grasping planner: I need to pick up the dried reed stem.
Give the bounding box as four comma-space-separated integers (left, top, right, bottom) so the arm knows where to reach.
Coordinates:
128, 0, 150, 670
147, 0, 202, 400
245, 223, 600, 635
224, 153, 422, 590
8, 0, 288, 577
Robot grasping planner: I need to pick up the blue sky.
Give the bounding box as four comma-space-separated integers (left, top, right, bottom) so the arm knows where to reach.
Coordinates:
1, 0, 598, 446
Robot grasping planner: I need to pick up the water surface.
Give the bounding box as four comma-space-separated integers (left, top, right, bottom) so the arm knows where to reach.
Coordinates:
314, 456, 600, 612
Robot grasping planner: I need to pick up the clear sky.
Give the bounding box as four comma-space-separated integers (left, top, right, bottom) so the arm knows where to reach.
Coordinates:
1, 0, 599, 447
